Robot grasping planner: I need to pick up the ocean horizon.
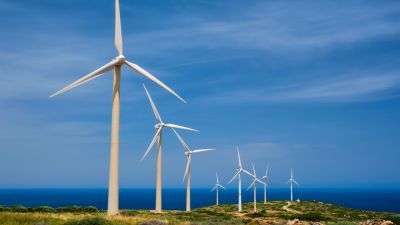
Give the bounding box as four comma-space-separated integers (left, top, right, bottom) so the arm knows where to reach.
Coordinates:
0, 188, 398, 213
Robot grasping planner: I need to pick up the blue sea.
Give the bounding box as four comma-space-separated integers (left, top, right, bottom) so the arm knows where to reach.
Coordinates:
0, 188, 399, 213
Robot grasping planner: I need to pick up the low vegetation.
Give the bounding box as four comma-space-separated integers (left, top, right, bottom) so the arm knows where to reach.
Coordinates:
0, 201, 398, 225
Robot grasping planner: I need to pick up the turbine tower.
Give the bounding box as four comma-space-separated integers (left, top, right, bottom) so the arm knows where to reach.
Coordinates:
287, 169, 299, 201
227, 147, 254, 212
261, 164, 269, 205
50, 0, 185, 216
247, 163, 263, 212
211, 172, 227, 206
141, 85, 197, 213
173, 129, 215, 212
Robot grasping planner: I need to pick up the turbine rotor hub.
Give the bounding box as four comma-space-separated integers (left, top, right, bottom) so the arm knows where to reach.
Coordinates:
115, 55, 126, 65
154, 123, 164, 129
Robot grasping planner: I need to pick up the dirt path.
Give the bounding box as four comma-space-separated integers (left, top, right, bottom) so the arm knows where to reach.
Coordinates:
282, 201, 301, 214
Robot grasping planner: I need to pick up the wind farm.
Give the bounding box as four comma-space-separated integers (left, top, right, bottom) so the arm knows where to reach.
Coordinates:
1, 0, 400, 225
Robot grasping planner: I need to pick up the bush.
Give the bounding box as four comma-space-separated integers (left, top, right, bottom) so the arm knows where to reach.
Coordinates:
10, 205, 29, 213
32, 206, 56, 213
0, 205, 10, 211
82, 206, 99, 213
65, 217, 113, 225
57, 205, 83, 213
295, 213, 327, 222
120, 210, 138, 216
384, 215, 400, 225
192, 219, 245, 225
246, 210, 268, 218
139, 221, 167, 225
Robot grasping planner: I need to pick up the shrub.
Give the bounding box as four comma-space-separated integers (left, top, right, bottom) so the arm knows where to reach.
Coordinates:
295, 213, 327, 222
139, 221, 167, 225
33, 206, 56, 213
246, 210, 268, 218
82, 206, 99, 213
57, 205, 83, 213
281, 212, 327, 222
0, 205, 10, 211
384, 215, 400, 225
193, 219, 245, 225
65, 217, 113, 225
10, 205, 29, 213
120, 210, 138, 216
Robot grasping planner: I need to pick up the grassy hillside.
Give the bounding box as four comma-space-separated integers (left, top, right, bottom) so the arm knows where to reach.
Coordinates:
0, 201, 399, 225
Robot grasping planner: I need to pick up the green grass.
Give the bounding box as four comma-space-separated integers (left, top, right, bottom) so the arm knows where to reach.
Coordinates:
0, 201, 398, 225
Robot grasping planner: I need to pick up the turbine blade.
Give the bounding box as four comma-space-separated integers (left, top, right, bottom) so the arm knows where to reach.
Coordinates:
141, 127, 162, 161
50, 60, 116, 98
115, 0, 123, 55
243, 169, 254, 178
172, 128, 190, 151
210, 186, 217, 192
256, 178, 263, 184
125, 60, 186, 103
247, 181, 255, 191
164, 124, 198, 132
252, 162, 256, 176
228, 171, 240, 184
183, 154, 191, 181
219, 185, 227, 190
293, 180, 299, 186
237, 147, 242, 168
143, 84, 162, 123
216, 172, 219, 184
191, 148, 215, 154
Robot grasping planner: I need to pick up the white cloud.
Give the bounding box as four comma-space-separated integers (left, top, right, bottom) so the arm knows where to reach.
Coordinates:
206, 74, 400, 104
124, 1, 400, 55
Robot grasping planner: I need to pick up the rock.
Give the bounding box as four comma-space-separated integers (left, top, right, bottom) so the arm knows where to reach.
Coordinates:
380, 221, 395, 225
359, 220, 395, 225
310, 222, 325, 225
287, 219, 303, 225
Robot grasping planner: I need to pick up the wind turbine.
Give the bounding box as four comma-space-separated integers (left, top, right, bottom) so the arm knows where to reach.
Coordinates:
227, 147, 254, 212
50, 0, 185, 216
287, 169, 299, 201
173, 129, 215, 212
211, 172, 227, 206
261, 164, 269, 205
246, 163, 263, 212
141, 84, 197, 213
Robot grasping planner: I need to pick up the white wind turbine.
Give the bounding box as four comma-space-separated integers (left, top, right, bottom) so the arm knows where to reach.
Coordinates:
211, 172, 227, 206
287, 169, 299, 201
173, 129, 215, 212
141, 84, 197, 213
246, 163, 263, 212
261, 164, 269, 205
227, 147, 254, 212
50, 0, 185, 216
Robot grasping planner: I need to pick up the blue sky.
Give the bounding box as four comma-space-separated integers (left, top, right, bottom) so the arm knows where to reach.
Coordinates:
0, 0, 399, 189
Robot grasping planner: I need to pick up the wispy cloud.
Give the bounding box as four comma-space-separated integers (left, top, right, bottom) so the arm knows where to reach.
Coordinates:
125, 1, 400, 55
206, 74, 400, 104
